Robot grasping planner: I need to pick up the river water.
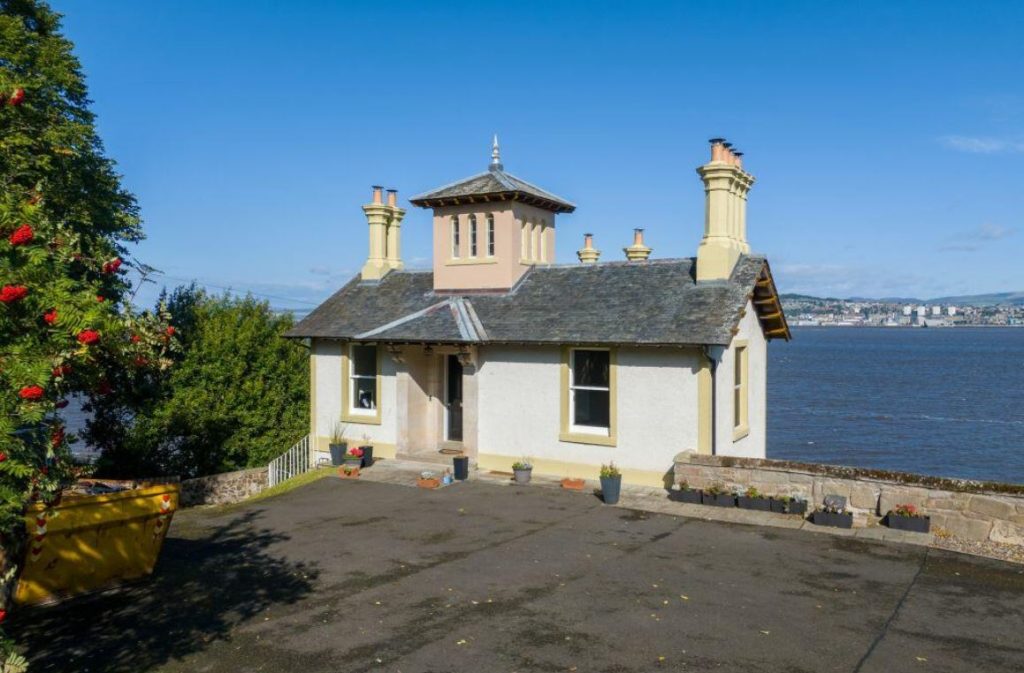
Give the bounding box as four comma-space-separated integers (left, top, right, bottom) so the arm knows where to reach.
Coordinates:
768, 327, 1024, 484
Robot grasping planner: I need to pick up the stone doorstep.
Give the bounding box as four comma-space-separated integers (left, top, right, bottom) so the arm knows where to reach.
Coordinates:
347, 460, 935, 549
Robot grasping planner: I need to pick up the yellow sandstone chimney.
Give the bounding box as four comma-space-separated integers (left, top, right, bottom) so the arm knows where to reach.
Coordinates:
696, 138, 755, 281
361, 185, 405, 280
577, 233, 601, 263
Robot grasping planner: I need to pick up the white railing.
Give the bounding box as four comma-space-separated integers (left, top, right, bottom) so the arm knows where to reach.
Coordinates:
268, 434, 311, 487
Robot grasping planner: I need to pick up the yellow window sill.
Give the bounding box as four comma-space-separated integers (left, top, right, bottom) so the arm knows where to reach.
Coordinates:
559, 431, 617, 447
732, 424, 750, 441
342, 410, 382, 426
446, 257, 498, 266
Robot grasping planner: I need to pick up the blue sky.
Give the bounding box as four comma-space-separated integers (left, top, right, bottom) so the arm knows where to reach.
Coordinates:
52, 0, 1024, 309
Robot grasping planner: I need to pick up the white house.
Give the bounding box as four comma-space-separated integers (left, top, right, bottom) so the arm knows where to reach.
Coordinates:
285, 138, 790, 487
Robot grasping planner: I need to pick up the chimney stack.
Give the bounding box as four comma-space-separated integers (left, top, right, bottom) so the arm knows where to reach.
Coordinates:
361, 185, 405, 280
624, 228, 652, 262
577, 233, 601, 264
696, 138, 755, 282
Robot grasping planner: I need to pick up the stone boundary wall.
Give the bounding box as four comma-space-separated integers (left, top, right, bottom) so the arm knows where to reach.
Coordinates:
180, 467, 268, 507
673, 453, 1024, 544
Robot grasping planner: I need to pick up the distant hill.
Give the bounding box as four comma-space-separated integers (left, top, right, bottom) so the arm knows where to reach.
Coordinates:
781, 291, 1024, 307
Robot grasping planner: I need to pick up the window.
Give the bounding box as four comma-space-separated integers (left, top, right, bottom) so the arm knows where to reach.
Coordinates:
349, 344, 377, 413
486, 214, 495, 256
570, 349, 610, 433
531, 222, 540, 261
538, 221, 546, 261
469, 214, 478, 257
733, 342, 749, 438
521, 220, 530, 260
451, 216, 460, 258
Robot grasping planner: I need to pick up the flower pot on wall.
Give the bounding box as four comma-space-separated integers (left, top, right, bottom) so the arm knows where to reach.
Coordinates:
600, 475, 622, 505
669, 489, 703, 505
811, 511, 853, 529
887, 514, 930, 533
737, 496, 772, 512
702, 492, 735, 508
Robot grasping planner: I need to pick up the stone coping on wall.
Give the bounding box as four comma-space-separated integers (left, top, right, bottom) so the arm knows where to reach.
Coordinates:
673, 452, 1024, 545
676, 453, 1024, 496
180, 467, 269, 507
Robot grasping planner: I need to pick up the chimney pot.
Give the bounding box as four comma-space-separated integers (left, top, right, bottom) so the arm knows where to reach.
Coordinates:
577, 233, 601, 264
624, 228, 652, 262
371, 185, 383, 204
710, 138, 727, 163
386, 189, 397, 208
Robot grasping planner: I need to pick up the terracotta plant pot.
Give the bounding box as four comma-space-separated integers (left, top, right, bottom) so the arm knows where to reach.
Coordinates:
561, 478, 585, 491
338, 466, 360, 479
417, 478, 440, 490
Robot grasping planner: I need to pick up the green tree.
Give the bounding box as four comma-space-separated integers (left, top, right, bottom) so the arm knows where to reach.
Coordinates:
95, 289, 309, 479
1, 1, 171, 665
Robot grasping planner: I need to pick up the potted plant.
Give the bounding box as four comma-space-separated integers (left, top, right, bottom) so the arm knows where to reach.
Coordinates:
811, 495, 853, 528
737, 486, 772, 511
599, 463, 622, 505
344, 447, 363, 470
561, 477, 585, 490
417, 471, 440, 489
886, 503, 930, 533
512, 459, 533, 485
329, 422, 348, 466
358, 433, 374, 468
701, 482, 735, 507
338, 464, 360, 479
669, 480, 703, 504
769, 494, 808, 515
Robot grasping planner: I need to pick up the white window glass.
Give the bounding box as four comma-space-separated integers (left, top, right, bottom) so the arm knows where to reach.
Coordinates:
486, 215, 495, 256
451, 216, 460, 258
350, 344, 377, 412
469, 214, 478, 257
570, 349, 610, 433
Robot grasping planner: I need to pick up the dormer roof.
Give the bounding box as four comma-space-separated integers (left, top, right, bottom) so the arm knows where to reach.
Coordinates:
409, 166, 576, 213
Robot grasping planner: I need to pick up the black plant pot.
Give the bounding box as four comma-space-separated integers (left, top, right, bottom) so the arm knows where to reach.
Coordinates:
887, 514, 930, 533
329, 443, 347, 466
737, 496, 772, 512
788, 499, 808, 516
769, 498, 787, 514
600, 475, 622, 505
702, 492, 736, 508
670, 489, 703, 504
359, 445, 374, 468
812, 511, 853, 529
452, 455, 469, 480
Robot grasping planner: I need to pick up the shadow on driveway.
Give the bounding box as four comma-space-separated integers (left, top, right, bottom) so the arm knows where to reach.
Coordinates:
12, 510, 318, 673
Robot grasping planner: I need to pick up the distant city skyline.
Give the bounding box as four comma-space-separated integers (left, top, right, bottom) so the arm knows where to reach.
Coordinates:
52, 0, 1024, 310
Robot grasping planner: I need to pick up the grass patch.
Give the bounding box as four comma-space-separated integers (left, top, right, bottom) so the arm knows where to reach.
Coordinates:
246, 467, 336, 504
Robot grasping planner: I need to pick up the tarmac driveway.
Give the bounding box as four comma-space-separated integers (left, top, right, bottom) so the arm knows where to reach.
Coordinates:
13, 477, 1024, 672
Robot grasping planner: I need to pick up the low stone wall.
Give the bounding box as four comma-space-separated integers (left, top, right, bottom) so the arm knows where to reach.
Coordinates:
180, 467, 268, 507
673, 453, 1024, 544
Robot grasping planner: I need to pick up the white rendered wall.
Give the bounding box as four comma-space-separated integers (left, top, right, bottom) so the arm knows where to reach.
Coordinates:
713, 300, 768, 458
311, 339, 398, 450
477, 345, 701, 474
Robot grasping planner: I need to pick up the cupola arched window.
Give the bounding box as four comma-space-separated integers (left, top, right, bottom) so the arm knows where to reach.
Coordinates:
469, 214, 478, 257
451, 215, 460, 258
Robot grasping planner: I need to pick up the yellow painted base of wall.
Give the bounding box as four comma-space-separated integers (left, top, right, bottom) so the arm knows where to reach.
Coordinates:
476, 453, 673, 489
15, 483, 180, 606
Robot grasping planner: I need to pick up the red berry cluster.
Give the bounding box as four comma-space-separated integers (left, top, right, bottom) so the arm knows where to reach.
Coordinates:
102, 257, 122, 274
19, 385, 45, 401
8, 224, 33, 246
76, 329, 100, 345
0, 285, 28, 303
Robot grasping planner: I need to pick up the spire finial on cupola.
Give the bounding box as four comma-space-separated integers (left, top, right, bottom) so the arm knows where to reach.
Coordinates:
490, 134, 503, 171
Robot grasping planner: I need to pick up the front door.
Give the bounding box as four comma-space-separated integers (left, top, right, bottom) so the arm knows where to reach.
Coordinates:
445, 355, 463, 442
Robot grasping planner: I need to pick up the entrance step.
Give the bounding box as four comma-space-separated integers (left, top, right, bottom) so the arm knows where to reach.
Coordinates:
394, 452, 476, 470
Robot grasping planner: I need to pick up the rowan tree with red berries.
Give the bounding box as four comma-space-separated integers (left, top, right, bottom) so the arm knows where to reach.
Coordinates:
1, 1, 174, 666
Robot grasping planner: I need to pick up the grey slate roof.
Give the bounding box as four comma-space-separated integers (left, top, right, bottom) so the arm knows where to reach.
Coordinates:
409, 166, 576, 213
284, 255, 780, 346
